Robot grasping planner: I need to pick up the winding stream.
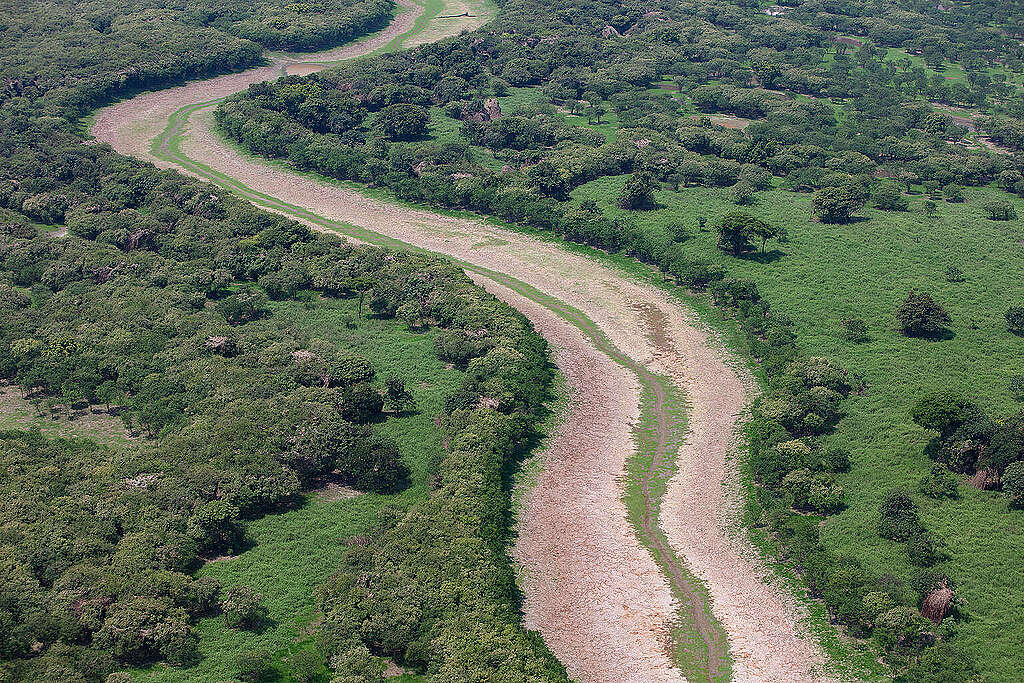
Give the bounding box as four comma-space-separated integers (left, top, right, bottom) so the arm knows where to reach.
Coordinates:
91, 3, 829, 680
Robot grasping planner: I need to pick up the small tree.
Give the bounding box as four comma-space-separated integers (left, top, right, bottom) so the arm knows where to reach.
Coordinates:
813, 183, 867, 223
1006, 306, 1024, 335
982, 199, 1017, 220
872, 182, 908, 211
841, 317, 869, 343
617, 171, 657, 210
383, 376, 417, 414
221, 585, 268, 630
895, 291, 951, 337
715, 211, 775, 255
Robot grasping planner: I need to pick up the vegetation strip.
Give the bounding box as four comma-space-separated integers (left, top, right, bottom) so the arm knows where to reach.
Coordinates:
153, 92, 731, 680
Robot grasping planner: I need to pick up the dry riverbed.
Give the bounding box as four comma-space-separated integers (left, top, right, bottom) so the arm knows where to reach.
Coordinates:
91, 11, 830, 679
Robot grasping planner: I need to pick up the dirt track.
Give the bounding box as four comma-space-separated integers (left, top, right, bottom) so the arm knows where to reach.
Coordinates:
91, 5, 829, 680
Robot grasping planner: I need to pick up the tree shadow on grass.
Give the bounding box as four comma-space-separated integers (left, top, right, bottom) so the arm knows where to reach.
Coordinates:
738, 248, 785, 264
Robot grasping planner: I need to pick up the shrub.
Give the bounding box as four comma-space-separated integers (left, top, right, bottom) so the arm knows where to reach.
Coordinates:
1006, 306, 1024, 335
906, 531, 944, 567
878, 489, 923, 542
900, 643, 978, 683
873, 182, 908, 211
668, 257, 725, 290
942, 184, 965, 202
729, 179, 756, 205
1010, 375, 1024, 401
384, 376, 416, 413
288, 648, 325, 683
338, 383, 384, 423
910, 391, 971, 436
215, 290, 271, 325
895, 291, 950, 337
816, 447, 852, 473
221, 585, 268, 630
944, 264, 964, 282
782, 468, 844, 514
236, 649, 274, 683
982, 199, 1017, 220
919, 464, 960, 499
840, 317, 869, 342
873, 606, 923, 650
616, 171, 657, 210
338, 433, 409, 493
1002, 461, 1024, 507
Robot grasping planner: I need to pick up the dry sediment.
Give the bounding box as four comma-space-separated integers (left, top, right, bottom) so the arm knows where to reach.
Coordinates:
471, 273, 683, 683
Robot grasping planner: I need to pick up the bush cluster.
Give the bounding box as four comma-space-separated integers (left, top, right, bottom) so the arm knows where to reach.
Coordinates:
911, 391, 1024, 507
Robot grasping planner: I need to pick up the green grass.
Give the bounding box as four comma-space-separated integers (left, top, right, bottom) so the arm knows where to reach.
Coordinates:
624, 379, 732, 682
133, 297, 462, 682
572, 174, 1024, 682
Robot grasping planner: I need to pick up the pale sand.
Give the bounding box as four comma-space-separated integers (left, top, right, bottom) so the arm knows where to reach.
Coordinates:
472, 272, 682, 682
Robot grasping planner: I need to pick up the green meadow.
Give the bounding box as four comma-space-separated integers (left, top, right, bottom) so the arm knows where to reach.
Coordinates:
570, 174, 1024, 681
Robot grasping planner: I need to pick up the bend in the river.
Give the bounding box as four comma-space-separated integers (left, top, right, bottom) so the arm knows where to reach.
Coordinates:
91, 3, 829, 680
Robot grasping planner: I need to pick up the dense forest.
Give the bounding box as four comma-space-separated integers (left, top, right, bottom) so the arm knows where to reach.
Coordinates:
0, 0, 571, 681
215, 0, 1024, 679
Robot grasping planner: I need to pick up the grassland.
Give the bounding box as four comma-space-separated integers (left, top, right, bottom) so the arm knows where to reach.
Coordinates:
133, 296, 460, 683
570, 174, 1024, 681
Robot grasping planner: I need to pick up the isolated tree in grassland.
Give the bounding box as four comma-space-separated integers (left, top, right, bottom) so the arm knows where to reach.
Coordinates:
716, 211, 781, 255
895, 291, 951, 337
617, 171, 657, 210
813, 183, 868, 223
